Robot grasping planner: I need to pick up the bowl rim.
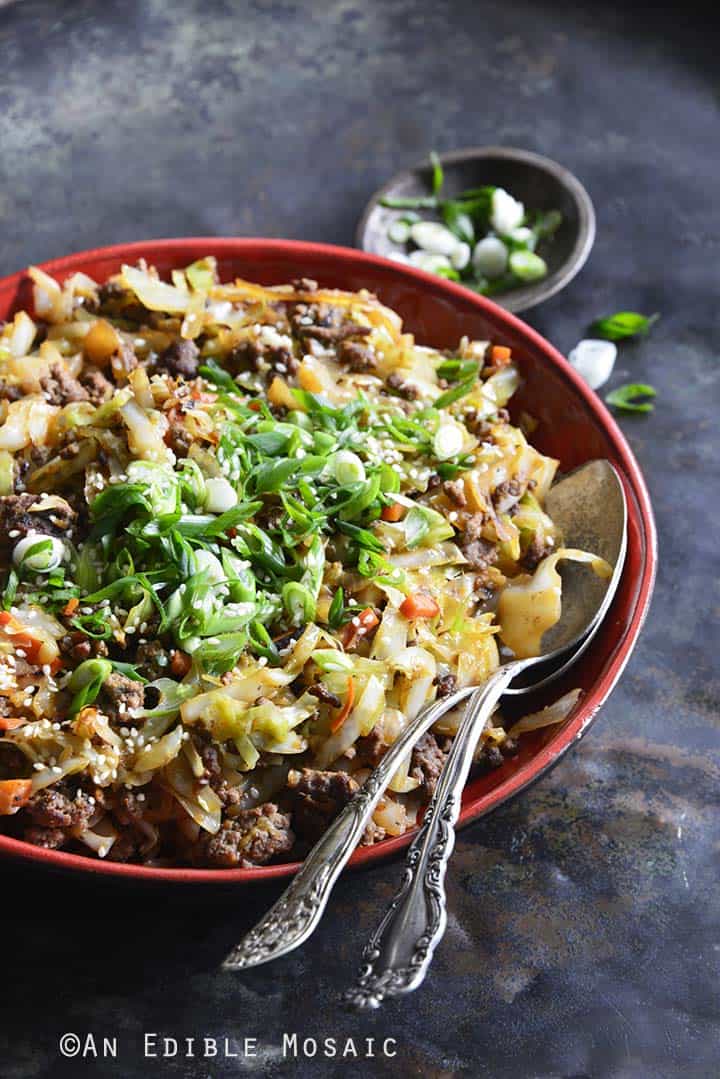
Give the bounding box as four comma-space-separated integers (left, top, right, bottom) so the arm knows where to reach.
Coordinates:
0, 236, 656, 884
356, 145, 597, 313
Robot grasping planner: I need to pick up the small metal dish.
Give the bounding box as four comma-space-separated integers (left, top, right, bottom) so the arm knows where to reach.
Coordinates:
356, 146, 596, 313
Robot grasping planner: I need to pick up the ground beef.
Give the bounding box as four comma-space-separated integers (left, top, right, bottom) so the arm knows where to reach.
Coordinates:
434, 672, 458, 699
165, 414, 193, 457
228, 337, 298, 376
192, 737, 242, 807
197, 804, 294, 867
360, 818, 387, 846
463, 410, 492, 440
337, 340, 377, 372
460, 513, 498, 571
106, 832, 139, 862
24, 826, 66, 849
386, 371, 420, 399
410, 733, 450, 797
463, 512, 487, 543
299, 321, 370, 345
463, 539, 498, 571
287, 767, 359, 841
492, 479, 523, 513
156, 339, 200, 379
99, 672, 145, 721
0, 493, 76, 544
26, 786, 94, 830
112, 789, 145, 826
290, 301, 371, 346
291, 277, 318, 292
39, 363, 89, 406
473, 736, 520, 773
521, 534, 553, 572
443, 479, 467, 507
355, 725, 386, 768
135, 640, 170, 678
79, 367, 113, 405
110, 342, 139, 380
59, 630, 108, 662
308, 683, 342, 708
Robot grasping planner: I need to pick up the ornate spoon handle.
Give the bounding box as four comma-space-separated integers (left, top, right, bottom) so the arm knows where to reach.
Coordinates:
223, 685, 477, 970
344, 661, 524, 1009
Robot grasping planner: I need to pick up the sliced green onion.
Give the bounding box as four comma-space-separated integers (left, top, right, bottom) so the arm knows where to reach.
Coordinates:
508, 250, 548, 282
605, 383, 657, 413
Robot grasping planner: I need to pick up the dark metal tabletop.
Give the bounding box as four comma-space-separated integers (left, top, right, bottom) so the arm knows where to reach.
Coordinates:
0, 2, 718, 1076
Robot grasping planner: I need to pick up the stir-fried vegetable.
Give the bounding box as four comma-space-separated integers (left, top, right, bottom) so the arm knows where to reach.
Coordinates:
0, 258, 603, 868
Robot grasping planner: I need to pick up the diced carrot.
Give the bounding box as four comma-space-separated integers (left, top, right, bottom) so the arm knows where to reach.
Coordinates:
268, 375, 295, 409
490, 345, 512, 367
0, 779, 32, 816
0, 611, 59, 666
190, 387, 217, 403
399, 591, 440, 620
248, 400, 263, 412
298, 360, 324, 393
330, 676, 355, 733
0, 716, 25, 731
170, 650, 192, 678
381, 501, 406, 523
62, 597, 80, 617
340, 607, 380, 650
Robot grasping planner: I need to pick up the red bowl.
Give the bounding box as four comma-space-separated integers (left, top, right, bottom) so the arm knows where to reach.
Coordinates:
0, 239, 656, 883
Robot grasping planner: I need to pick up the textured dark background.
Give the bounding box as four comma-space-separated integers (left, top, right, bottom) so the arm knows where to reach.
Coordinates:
0, 1, 718, 1077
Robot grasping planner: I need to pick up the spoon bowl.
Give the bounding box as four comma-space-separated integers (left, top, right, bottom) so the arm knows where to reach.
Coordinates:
505, 458, 627, 693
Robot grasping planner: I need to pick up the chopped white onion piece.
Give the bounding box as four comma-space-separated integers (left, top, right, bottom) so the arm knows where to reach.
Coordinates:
204, 476, 238, 513
407, 251, 453, 273
472, 237, 508, 279
567, 339, 618, 390
333, 449, 366, 485
193, 548, 226, 583
13, 533, 65, 573
450, 241, 471, 270
433, 423, 464, 460
386, 251, 410, 264
388, 220, 411, 244
409, 221, 459, 256
511, 226, 536, 250
490, 188, 525, 234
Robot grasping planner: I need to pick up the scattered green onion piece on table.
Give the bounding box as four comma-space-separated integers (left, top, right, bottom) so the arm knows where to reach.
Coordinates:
590, 312, 659, 340
605, 383, 657, 413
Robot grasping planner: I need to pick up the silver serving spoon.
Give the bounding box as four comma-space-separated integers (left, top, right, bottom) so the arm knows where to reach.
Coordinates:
222, 459, 626, 979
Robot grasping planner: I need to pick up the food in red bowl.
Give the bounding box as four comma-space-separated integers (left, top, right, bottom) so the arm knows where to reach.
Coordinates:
0, 239, 655, 882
